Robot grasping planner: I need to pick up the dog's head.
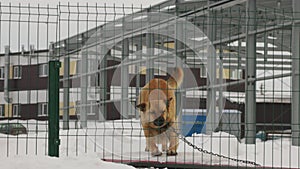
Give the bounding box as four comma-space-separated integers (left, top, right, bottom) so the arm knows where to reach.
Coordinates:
136, 98, 172, 129
136, 89, 172, 129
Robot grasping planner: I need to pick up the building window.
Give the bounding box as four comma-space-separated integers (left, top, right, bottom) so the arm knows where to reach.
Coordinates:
154, 65, 167, 76
75, 101, 96, 116
231, 69, 243, 80
129, 65, 136, 74
200, 64, 207, 78
0, 105, 4, 117
110, 86, 121, 100
39, 64, 48, 77
13, 66, 22, 79
38, 103, 48, 116
12, 104, 20, 117
75, 101, 80, 116
87, 101, 97, 115
0, 67, 4, 79
76, 60, 81, 74
76, 60, 94, 87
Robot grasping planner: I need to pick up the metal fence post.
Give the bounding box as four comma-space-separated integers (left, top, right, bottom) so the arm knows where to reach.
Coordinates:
4, 46, 12, 103
135, 42, 142, 119
80, 49, 88, 128
121, 38, 129, 119
146, 33, 155, 84
245, 0, 257, 144
175, 13, 184, 122
292, 0, 300, 146
48, 60, 61, 157
63, 51, 70, 130
99, 50, 108, 122
206, 8, 217, 134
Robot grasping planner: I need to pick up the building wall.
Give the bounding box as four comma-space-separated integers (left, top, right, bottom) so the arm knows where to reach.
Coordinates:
2, 52, 279, 123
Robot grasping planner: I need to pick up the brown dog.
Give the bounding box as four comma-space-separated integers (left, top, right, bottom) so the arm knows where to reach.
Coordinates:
136, 68, 183, 156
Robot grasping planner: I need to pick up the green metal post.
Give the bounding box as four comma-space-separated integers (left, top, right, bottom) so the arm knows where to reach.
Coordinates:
48, 60, 61, 157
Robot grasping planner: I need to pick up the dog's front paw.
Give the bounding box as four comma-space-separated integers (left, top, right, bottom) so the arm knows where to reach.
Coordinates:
145, 147, 149, 152
151, 150, 162, 156
167, 150, 178, 156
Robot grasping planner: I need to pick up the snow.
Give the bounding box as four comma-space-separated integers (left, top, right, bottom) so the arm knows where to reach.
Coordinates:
0, 120, 135, 169
85, 119, 300, 168
0, 119, 300, 168
0, 154, 135, 169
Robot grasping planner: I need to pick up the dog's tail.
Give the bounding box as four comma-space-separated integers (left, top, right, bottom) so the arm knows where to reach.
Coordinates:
167, 67, 184, 89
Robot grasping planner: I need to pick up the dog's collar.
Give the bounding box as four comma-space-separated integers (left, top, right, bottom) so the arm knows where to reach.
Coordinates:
156, 122, 170, 132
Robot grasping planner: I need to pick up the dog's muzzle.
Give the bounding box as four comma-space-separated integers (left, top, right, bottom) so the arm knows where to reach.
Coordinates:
153, 116, 165, 126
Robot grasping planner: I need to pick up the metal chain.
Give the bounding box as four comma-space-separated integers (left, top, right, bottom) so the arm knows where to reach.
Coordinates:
169, 126, 261, 167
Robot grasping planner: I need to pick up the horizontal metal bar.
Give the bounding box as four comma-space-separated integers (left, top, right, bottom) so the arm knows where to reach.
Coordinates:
99, 97, 136, 104
182, 72, 292, 92
222, 65, 291, 71
58, 4, 143, 9
186, 59, 292, 66
0, 19, 57, 24
0, 5, 58, 10
58, 19, 124, 22
255, 123, 291, 127
0, 12, 58, 16
213, 20, 298, 45
186, 63, 292, 71
99, 54, 177, 72
59, 11, 130, 15
179, 0, 247, 18
59, 62, 292, 82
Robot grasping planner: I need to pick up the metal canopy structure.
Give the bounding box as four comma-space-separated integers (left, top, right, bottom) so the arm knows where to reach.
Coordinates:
53, 0, 294, 72
51, 0, 299, 146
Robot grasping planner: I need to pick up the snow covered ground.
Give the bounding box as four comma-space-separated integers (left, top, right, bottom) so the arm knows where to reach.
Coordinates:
1, 154, 135, 169
0, 119, 299, 168
0, 120, 136, 169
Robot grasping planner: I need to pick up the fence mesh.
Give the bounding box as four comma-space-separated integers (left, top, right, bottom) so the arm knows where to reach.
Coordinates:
0, 1, 300, 168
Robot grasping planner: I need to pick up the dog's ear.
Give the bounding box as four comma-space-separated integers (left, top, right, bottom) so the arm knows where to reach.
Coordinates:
136, 103, 146, 112
165, 97, 173, 108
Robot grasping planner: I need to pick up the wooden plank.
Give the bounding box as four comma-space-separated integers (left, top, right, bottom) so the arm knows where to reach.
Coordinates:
103, 158, 296, 169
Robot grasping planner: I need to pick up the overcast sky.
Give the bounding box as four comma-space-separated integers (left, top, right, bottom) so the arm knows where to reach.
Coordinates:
2, 0, 166, 7
0, 0, 167, 53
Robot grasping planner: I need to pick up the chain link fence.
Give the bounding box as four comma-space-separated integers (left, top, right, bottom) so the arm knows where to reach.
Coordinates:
0, 0, 300, 168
